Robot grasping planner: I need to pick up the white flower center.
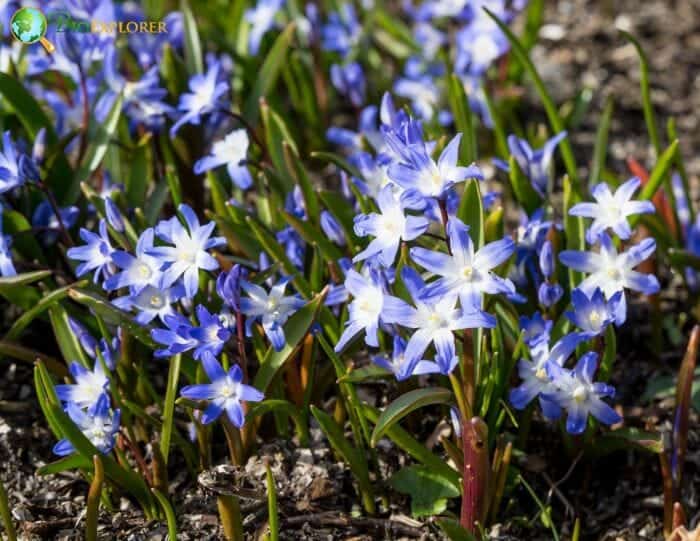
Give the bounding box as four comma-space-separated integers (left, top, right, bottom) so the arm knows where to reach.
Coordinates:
150, 294, 164, 308
535, 367, 548, 381
137, 263, 151, 279
588, 310, 601, 326
607, 267, 621, 280
573, 385, 588, 403
461, 265, 474, 280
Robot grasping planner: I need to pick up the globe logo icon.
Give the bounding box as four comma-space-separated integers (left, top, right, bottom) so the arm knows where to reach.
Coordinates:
10, 7, 54, 53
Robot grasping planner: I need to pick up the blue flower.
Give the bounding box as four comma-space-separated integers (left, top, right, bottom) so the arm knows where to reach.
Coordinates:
545, 352, 622, 434
565, 288, 622, 338
240, 277, 305, 351
455, 22, 508, 76
393, 75, 442, 121
371, 335, 433, 381
53, 394, 120, 457
0, 131, 24, 194
148, 204, 225, 298
335, 269, 393, 352
151, 313, 199, 358
170, 60, 229, 137
353, 185, 428, 267
411, 217, 515, 309
509, 333, 586, 419
180, 352, 264, 427
114, 283, 186, 325
331, 62, 366, 108
321, 4, 360, 57
194, 129, 253, 190
382, 267, 496, 375
387, 133, 483, 199
494, 132, 568, 197
55, 361, 109, 411
537, 240, 563, 307
519, 312, 552, 347
188, 305, 233, 360
217, 265, 248, 312
67, 219, 115, 284
245, 0, 285, 55
320, 211, 346, 246
31, 200, 79, 245
569, 177, 655, 243
0, 206, 15, 277
104, 228, 162, 293
559, 233, 659, 323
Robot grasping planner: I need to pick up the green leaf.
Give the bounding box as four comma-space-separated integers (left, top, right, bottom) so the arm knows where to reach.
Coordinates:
160, 354, 181, 465
620, 31, 660, 156
245, 399, 308, 443
629, 140, 679, 228
37, 454, 91, 476
363, 403, 461, 488
370, 387, 453, 447
563, 175, 585, 288
457, 179, 484, 249
594, 427, 663, 455
390, 465, 460, 517
67, 288, 158, 348
668, 248, 700, 273
246, 216, 312, 298
180, 0, 203, 75
261, 101, 297, 189
48, 304, 89, 367
70, 93, 124, 204
3, 209, 45, 264
253, 289, 326, 392
446, 74, 477, 165
310, 151, 363, 180
244, 23, 297, 120
0, 340, 67, 377
486, 9, 579, 192
508, 156, 540, 214
436, 518, 478, 541
4, 282, 80, 342
126, 134, 152, 207
0, 270, 51, 291
598, 325, 617, 382
282, 211, 344, 265
283, 143, 320, 223
588, 98, 614, 188
338, 364, 392, 383
311, 405, 374, 513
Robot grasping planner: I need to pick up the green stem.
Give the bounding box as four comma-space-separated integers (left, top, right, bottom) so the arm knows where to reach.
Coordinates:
0, 475, 16, 541
217, 495, 243, 541
160, 354, 182, 465
86, 455, 104, 541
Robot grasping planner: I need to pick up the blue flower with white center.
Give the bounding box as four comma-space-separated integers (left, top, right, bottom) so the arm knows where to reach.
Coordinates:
170, 60, 229, 137
331, 62, 366, 108
382, 267, 496, 375
386, 133, 483, 199
320, 211, 346, 246
353, 185, 428, 267
180, 352, 264, 427
559, 233, 659, 323
114, 283, 186, 325
569, 177, 655, 243
240, 277, 305, 352
67, 219, 115, 284
104, 228, 162, 293
148, 204, 225, 298
245, 0, 285, 55
0, 206, 15, 277
350, 152, 395, 200
411, 217, 515, 310
335, 269, 395, 352
519, 312, 552, 348
455, 22, 509, 76
393, 74, 442, 121
371, 335, 433, 381
151, 313, 199, 358
565, 288, 623, 338
545, 352, 622, 434
188, 305, 233, 360
0, 131, 24, 194
53, 395, 120, 457
55, 361, 109, 411
321, 4, 361, 57
194, 129, 253, 190
509, 332, 586, 420
494, 132, 568, 197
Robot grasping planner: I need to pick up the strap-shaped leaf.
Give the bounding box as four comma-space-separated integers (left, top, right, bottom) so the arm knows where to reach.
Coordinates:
370, 387, 453, 447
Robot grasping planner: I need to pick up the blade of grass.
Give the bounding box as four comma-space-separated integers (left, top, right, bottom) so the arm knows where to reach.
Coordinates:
160, 354, 182, 465
86, 455, 104, 541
